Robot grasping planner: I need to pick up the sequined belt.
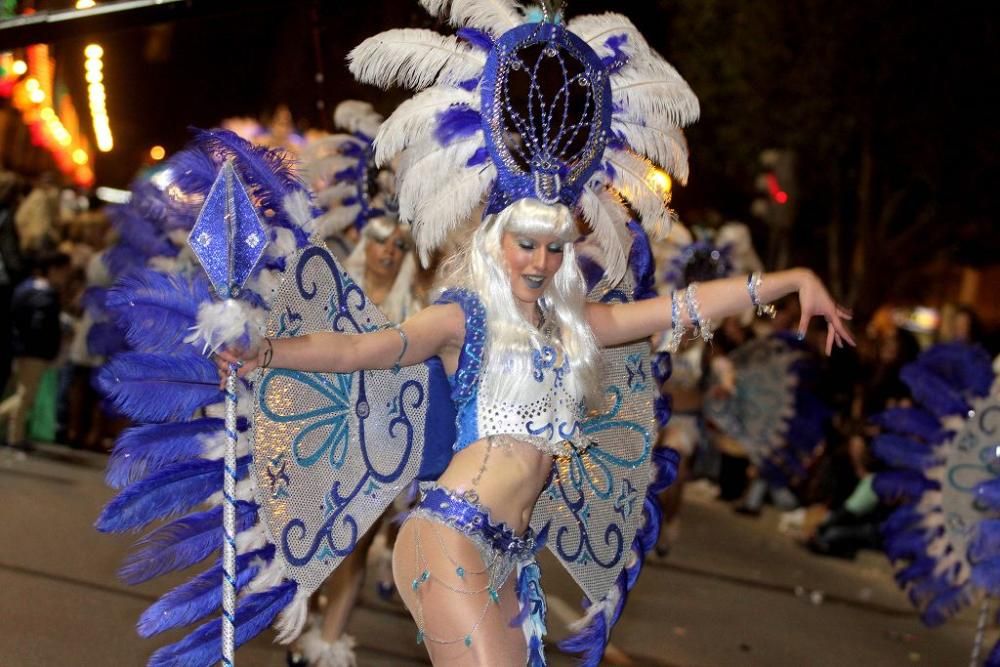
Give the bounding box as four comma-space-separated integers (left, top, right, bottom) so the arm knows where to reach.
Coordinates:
416, 485, 539, 561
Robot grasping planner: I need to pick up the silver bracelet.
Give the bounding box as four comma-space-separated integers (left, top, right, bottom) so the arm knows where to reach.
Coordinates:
390, 323, 408, 374
748, 272, 776, 318
665, 290, 685, 353
684, 283, 714, 343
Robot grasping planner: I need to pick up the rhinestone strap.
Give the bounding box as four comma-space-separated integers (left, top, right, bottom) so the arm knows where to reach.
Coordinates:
684, 283, 713, 343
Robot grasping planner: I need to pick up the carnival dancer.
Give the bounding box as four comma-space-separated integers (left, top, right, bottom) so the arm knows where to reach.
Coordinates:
216, 5, 854, 665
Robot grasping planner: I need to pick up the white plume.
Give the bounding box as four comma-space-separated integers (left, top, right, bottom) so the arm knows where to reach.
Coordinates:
411, 162, 496, 265
420, 0, 525, 33
312, 205, 362, 237
568, 12, 652, 57
374, 86, 479, 165
281, 190, 314, 233
266, 227, 299, 260
235, 523, 268, 554
273, 589, 311, 644
313, 182, 357, 209
301, 135, 363, 165
348, 29, 487, 91
333, 100, 384, 137
184, 298, 259, 353
305, 154, 363, 187
577, 184, 631, 288
611, 56, 700, 128
605, 148, 676, 240
610, 114, 690, 184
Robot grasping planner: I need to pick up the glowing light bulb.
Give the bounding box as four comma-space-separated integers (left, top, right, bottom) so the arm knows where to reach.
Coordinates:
72, 149, 89, 165
149, 145, 166, 161
12, 60, 27, 76
84, 44, 103, 59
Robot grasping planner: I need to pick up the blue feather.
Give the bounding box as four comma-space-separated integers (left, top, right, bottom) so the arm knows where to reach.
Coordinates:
871, 434, 939, 471
148, 579, 297, 667
105, 418, 224, 488
118, 501, 258, 585
918, 343, 994, 397
105, 270, 211, 353
138, 544, 275, 636
971, 558, 1000, 596
872, 407, 947, 443
86, 321, 128, 358
164, 148, 220, 199
456, 26, 494, 50
977, 479, 1000, 511
108, 204, 178, 259
900, 364, 970, 418
191, 129, 310, 246
873, 470, 939, 502
96, 455, 251, 533
920, 583, 972, 626
95, 351, 221, 423
987, 639, 1000, 667
81, 285, 108, 312
895, 556, 936, 586
881, 506, 923, 537
651, 446, 680, 494
969, 520, 1000, 563
558, 600, 607, 667
434, 106, 481, 146
884, 527, 938, 562
103, 242, 147, 276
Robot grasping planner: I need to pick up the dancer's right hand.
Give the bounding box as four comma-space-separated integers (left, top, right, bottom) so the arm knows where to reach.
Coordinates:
213, 344, 261, 388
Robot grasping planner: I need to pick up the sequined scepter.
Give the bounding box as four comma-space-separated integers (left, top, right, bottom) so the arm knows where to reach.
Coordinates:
188, 159, 268, 666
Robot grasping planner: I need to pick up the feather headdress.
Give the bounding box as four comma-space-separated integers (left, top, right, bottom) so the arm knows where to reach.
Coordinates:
349, 3, 699, 283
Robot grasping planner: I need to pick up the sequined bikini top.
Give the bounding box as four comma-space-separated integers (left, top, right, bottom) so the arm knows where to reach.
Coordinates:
435, 288, 586, 456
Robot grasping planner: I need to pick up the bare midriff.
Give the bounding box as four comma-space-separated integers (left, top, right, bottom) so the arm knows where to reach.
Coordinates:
434, 436, 553, 534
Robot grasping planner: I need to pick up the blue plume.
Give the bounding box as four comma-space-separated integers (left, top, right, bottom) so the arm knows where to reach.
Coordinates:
895, 556, 936, 586
434, 106, 482, 146
103, 242, 148, 276
456, 26, 494, 50
81, 285, 108, 312
871, 434, 939, 471
900, 364, 970, 418
191, 129, 310, 246
873, 470, 939, 502
105, 270, 211, 353
95, 351, 221, 423
164, 148, 219, 199
96, 455, 251, 533
108, 203, 178, 258
106, 417, 224, 488
872, 407, 947, 443
920, 583, 972, 627
148, 579, 297, 667
118, 501, 258, 585
558, 600, 608, 667
971, 558, 1000, 596
918, 343, 994, 397
86, 321, 128, 358
977, 479, 1000, 511
138, 544, 275, 636
882, 505, 923, 537
651, 446, 680, 494
884, 527, 938, 562
970, 520, 1000, 563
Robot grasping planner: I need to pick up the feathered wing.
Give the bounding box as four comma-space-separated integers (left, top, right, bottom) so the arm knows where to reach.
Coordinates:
420, 0, 525, 34
348, 29, 487, 91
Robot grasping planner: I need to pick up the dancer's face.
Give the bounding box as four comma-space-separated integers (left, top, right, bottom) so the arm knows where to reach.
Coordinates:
365, 227, 411, 282
501, 230, 565, 311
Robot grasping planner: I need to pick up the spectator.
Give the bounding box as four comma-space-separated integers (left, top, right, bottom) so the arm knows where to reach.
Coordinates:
0, 170, 27, 397
0, 251, 72, 448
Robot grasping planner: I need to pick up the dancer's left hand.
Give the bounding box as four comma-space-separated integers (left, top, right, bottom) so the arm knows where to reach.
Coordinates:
795, 269, 856, 355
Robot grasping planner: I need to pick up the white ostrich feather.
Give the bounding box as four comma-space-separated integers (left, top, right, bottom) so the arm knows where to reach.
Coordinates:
235, 522, 268, 554
605, 148, 676, 240
200, 429, 251, 461
348, 29, 486, 91
246, 269, 283, 312
577, 184, 630, 288
313, 182, 358, 209
274, 589, 311, 644
333, 100, 384, 137
420, 0, 525, 33
307, 154, 363, 186
397, 135, 485, 224
184, 298, 256, 354
611, 57, 700, 128
568, 12, 652, 58
281, 190, 314, 233
411, 162, 496, 264
266, 227, 299, 260
374, 86, 479, 165
611, 114, 690, 184
312, 205, 362, 237
301, 135, 363, 165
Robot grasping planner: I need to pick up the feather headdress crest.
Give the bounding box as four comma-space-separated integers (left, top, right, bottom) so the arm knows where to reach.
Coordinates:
349, 3, 699, 281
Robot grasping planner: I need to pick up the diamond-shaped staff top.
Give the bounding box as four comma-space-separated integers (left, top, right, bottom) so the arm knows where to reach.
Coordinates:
188, 159, 268, 298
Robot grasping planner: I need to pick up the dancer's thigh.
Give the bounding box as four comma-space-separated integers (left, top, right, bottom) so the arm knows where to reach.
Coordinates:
394, 517, 527, 666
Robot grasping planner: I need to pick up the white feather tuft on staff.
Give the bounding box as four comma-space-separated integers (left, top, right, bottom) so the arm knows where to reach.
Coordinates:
374, 86, 479, 166
348, 29, 487, 91
420, 0, 525, 34
610, 115, 690, 185
605, 148, 677, 241
611, 56, 701, 128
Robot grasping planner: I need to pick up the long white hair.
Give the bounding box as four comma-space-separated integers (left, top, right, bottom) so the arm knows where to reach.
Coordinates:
437, 198, 603, 411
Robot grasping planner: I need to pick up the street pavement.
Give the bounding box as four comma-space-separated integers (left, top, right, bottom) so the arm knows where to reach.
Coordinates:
0, 443, 982, 666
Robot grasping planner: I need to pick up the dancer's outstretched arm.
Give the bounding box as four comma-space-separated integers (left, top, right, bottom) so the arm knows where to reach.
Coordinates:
587, 268, 855, 355
215, 302, 464, 379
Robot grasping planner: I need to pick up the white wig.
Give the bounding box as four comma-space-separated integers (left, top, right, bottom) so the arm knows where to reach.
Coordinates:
437, 198, 603, 411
